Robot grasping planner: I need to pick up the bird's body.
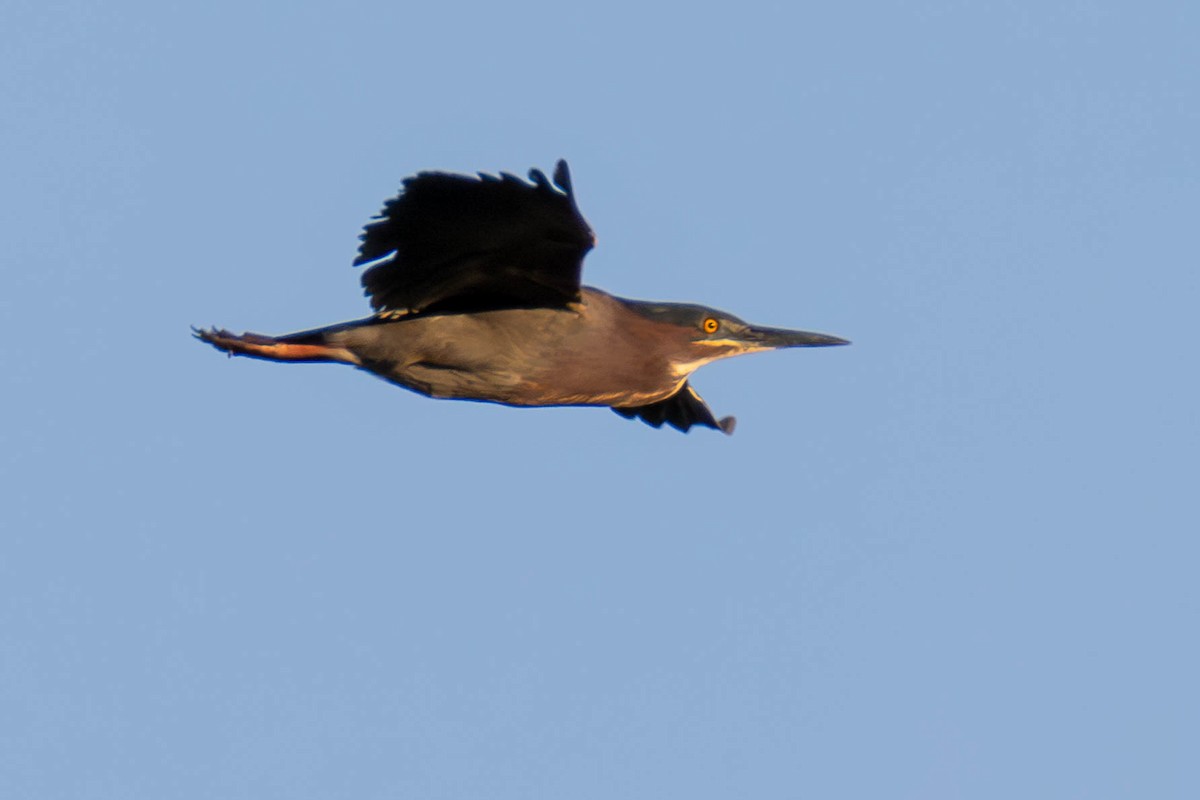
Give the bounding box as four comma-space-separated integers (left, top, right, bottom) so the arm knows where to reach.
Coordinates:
349, 289, 690, 407
197, 161, 847, 433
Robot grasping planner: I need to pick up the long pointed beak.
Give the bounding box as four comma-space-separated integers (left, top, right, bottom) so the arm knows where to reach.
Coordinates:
742, 325, 851, 349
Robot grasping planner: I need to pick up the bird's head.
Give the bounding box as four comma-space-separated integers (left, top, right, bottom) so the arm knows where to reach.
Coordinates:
622, 299, 850, 378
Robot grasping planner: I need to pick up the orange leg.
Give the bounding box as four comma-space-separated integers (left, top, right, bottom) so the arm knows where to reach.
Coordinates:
192, 327, 358, 364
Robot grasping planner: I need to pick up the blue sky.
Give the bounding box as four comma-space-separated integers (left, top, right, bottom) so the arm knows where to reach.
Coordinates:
3, 1, 1197, 797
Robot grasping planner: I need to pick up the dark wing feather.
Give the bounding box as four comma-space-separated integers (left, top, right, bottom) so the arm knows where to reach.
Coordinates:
354, 160, 595, 315
612, 383, 736, 435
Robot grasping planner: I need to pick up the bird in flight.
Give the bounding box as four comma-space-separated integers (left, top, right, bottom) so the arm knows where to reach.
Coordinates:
195, 160, 848, 434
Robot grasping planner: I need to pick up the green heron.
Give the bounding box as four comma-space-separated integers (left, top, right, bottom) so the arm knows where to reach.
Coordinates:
195, 160, 848, 434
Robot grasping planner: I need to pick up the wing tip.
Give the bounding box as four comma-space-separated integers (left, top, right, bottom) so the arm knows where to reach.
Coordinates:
609, 401, 736, 435
526, 159, 574, 200
552, 159, 573, 197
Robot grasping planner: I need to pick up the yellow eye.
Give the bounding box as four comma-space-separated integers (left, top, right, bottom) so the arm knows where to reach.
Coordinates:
702, 317, 719, 334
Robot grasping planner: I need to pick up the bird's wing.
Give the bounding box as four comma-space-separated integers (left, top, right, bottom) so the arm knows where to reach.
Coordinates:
353, 160, 595, 315
612, 383, 736, 435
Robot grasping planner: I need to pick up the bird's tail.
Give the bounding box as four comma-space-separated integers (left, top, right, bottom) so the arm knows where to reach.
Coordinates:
192, 326, 357, 364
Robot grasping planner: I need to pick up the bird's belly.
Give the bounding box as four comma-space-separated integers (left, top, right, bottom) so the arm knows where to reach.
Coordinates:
396, 355, 678, 408
515, 361, 680, 407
